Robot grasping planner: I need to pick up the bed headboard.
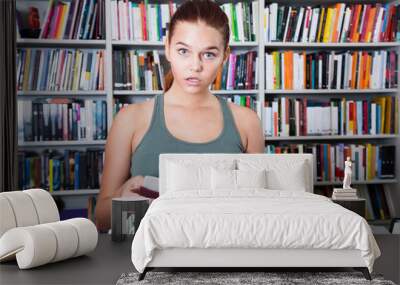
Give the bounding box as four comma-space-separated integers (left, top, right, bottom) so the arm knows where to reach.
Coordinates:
159, 153, 314, 195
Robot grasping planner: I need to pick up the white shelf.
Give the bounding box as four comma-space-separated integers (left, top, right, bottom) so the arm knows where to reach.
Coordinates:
264, 42, 400, 48
265, 134, 399, 141
112, 40, 258, 47
50, 189, 99, 196
212, 89, 259, 95
17, 90, 107, 96
264, 88, 399, 94
315, 179, 398, 186
113, 90, 164, 96
113, 89, 259, 96
112, 40, 165, 47
18, 140, 106, 147
17, 39, 106, 47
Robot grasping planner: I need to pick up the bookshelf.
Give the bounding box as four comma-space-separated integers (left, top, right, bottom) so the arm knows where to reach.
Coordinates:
260, 0, 400, 223
15, 0, 400, 222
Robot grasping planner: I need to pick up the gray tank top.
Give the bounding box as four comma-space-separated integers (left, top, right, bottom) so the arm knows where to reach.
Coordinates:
130, 94, 245, 177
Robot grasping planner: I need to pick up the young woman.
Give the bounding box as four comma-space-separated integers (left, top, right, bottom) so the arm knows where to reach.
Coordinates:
95, 0, 264, 231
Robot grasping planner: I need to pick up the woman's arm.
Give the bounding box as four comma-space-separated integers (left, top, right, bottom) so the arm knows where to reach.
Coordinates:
95, 106, 137, 232
229, 103, 264, 153
242, 109, 264, 153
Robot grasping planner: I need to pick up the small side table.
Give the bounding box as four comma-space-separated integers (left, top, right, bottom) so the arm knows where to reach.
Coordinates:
111, 195, 150, 242
331, 198, 366, 218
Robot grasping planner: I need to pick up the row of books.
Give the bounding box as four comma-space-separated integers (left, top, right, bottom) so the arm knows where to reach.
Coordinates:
315, 184, 396, 220
18, 99, 107, 142
112, 94, 260, 118
211, 51, 258, 91
111, 0, 175, 41
17, 48, 105, 91
113, 49, 164, 91
264, 3, 400, 43
359, 184, 395, 220
113, 49, 258, 91
219, 1, 258, 43
59, 197, 97, 222
17, 0, 105, 39
225, 95, 259, 112
263, 96, 399, 137
265, 143, 396, 182
18, 149, 104, 192
110, 0, 257, 43
265, 50, 398, 90
18, 48, 397, 93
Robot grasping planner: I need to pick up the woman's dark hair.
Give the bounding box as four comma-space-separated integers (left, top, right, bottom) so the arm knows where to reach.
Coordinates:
163, 0, 230, 92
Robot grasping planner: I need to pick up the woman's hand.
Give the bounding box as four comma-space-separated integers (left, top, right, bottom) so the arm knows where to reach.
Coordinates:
120, 175, 144, 197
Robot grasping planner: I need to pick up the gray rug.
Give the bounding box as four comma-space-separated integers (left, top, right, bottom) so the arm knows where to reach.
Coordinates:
116, 271, 396, 285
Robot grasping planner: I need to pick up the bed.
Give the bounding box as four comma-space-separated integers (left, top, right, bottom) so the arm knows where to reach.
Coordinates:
131, 153, 381, 281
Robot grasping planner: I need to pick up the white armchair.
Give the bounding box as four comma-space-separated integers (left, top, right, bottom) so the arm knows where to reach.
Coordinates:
0, 189, 98, 269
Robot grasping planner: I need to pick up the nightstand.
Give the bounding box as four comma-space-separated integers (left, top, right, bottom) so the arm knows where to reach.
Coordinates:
111, 195, 151, 242
331, 198, 366, 217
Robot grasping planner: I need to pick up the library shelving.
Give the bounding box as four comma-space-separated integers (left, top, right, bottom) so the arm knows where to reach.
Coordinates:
260, 0, 400, 223
15, 0, 400, 223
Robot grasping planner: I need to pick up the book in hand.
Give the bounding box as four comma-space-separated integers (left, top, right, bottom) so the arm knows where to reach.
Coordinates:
136, 176, 159, 199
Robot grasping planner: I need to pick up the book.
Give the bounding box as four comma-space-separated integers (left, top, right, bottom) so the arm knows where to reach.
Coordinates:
136, 176, 159, 199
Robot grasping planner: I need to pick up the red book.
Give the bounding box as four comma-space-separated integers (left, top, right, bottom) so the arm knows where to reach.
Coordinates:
362, 100, 368, 134
383, 6, 395, 42
245, 52, 251, 89
360, 4, 371, 42
246, 96, 250, 108
249, 51, 255, 89
52, 3, 65, 39
140, 2, 147, 41
41, 1, 56, 38
48, 3, 62, 39
136, 186, 159, 199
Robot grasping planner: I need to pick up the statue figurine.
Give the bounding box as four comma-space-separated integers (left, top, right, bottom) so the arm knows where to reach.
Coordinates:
28, 7, 40, 29
343, 156, 353, 189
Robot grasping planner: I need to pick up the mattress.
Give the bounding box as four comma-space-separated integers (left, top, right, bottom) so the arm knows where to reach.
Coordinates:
131, 189, 381, 273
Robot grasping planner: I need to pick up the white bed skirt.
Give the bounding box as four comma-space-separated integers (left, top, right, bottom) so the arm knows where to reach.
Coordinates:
148, 248, 366, 268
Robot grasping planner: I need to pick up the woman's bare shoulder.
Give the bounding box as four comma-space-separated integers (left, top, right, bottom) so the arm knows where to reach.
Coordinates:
227, 101, 260, 128
113, 99, 155, 131
227, 101, 264, 152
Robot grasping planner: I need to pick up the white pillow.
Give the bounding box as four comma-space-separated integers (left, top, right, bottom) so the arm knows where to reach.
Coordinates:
211, 168, 236, 190
236, 169, 267, 188
166, 159, 236, 192
211, 168, 267, 190
237, 158, 309, 191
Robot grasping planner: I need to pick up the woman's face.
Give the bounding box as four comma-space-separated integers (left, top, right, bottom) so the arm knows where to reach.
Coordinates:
165, 20, 229, 94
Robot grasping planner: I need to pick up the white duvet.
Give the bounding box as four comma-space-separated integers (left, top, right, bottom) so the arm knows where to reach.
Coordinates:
131, 189, 380, 273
